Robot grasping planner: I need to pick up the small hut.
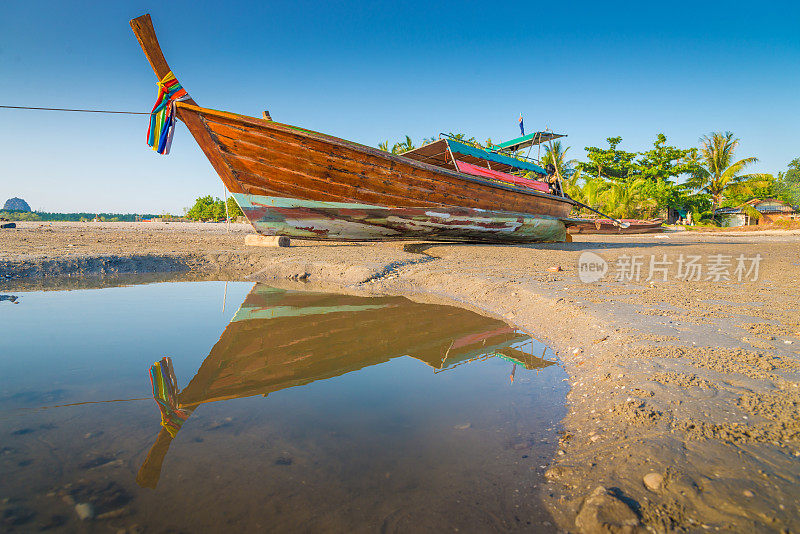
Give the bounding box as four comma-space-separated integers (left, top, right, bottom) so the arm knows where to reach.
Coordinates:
715, 199, 798, 227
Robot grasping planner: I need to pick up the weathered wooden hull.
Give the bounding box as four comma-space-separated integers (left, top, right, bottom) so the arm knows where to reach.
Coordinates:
174, 104, 574, 243
233, 193, 567, 242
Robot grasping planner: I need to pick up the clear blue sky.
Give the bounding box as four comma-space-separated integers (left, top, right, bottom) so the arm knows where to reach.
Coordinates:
1, 0, 797, 213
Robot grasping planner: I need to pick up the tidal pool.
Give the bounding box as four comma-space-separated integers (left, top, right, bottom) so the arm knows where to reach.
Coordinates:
0, 281, 568, 532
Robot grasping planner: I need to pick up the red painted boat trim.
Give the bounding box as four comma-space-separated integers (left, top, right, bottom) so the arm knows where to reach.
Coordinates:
455, 160, 551, 193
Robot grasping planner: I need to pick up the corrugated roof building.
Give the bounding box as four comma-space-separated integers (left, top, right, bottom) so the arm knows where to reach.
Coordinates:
715, 199, 798, 226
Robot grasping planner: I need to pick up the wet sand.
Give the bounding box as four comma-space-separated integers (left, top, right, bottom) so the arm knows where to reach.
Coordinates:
2, 221, 800, 532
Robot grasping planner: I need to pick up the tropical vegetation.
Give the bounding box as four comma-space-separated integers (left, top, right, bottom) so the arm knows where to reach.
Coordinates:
684, 132, 772, 213
186, 195, 243, 221
776, 158, 800, 206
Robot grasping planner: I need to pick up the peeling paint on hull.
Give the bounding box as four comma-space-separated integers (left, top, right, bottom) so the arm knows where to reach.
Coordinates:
233, 194, 567, 243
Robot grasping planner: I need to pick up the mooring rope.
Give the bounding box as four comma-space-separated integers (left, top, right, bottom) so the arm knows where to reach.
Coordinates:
0, 105, 152, 115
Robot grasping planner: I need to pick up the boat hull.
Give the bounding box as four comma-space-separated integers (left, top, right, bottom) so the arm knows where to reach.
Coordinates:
172, 104, 574, 243
568, 218, 665, 235
233, 193, 568, 243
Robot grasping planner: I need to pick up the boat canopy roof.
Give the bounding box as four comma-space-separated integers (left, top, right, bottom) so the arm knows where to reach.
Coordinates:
401, 138, 547, 175
494, 132, 566, 152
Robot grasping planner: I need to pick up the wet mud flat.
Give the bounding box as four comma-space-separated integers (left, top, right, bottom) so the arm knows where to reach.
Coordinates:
2, 222, 800, 532
0, 281, 567, 532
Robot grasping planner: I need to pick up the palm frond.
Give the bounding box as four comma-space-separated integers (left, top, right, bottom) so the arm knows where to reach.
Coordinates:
720, 157, 758, 181
740, 203, 762, 221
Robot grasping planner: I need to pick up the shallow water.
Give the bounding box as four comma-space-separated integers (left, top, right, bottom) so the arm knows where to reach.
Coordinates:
0, 281, 568, 532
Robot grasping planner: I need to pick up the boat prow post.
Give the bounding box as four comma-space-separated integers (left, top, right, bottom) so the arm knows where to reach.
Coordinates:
129, 14, 197, 106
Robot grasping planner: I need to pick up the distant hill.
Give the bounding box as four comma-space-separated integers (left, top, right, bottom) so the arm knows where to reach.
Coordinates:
3, 197, 31, 212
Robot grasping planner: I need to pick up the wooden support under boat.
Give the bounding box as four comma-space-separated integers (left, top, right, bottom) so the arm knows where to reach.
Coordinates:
130, 14, 579, 243
245, 234, 290, 247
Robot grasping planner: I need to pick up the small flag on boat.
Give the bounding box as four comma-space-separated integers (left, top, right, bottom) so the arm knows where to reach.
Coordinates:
147, 71, 190, 155
149, 356, 189, 437
518, 114, 524, 136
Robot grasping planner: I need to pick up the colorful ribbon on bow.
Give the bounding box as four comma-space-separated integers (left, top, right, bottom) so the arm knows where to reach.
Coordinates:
147, 71, 189, 155
149, 356, 190, 437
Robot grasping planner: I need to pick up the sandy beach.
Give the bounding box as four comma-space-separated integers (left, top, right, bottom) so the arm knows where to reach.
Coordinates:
2, 221, 800, 532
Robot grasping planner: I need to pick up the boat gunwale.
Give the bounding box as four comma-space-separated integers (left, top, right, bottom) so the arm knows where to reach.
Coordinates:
176, 102, 577, 208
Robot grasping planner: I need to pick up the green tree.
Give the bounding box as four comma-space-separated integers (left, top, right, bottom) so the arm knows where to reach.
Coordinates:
578, 136, 637, 181
187, 195, 216, 221
776, 158, 800, 205
0, 210, 41, 221
641, 178, 683, 216
684, 132, 772, 212
202, 202, 215, 220
634, 133, 698, 182
226, 197, 243, 218
724, 174, 781, 206
212, 200, 227, 220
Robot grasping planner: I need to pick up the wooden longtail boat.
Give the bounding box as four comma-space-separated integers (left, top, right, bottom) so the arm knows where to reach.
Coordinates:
138, 283, 554, 488
568, 218, 665, 235
130, 15, 578, 243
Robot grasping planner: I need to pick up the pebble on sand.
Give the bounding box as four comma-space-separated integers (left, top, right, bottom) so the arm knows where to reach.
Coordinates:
743, 490, 755, 498
643, 472, 664, 491
75, 502, 94, 521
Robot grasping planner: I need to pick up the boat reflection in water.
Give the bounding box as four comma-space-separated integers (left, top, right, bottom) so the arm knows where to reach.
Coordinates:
138, 283, 554, 488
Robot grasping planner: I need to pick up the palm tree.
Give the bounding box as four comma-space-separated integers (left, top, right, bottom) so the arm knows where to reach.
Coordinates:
541, 141, 578, 178
563, 169, 610, 215
686, 132, 771, 212
391, 135, 416, 154
378, 136, 416, 154
582, 176, 608, 209
563, 169, 588, 203
598, 178, 656, 219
